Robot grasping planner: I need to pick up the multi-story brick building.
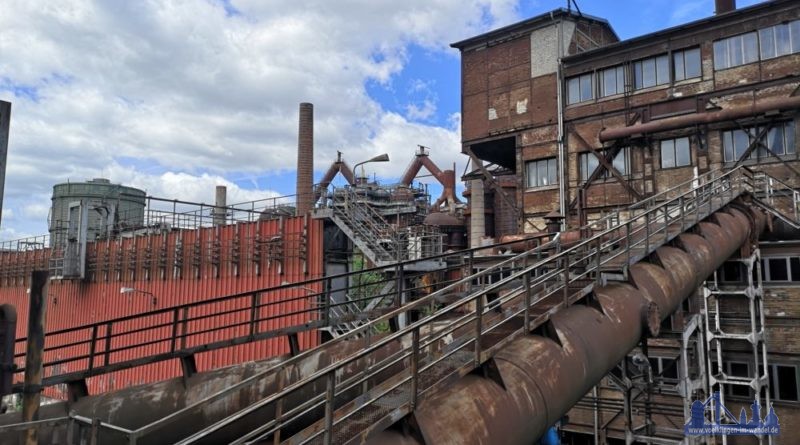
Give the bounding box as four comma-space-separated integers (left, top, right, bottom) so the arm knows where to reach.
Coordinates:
452, 0, 800, 443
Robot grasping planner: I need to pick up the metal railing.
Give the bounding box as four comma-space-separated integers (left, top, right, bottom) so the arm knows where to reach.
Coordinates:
9, 232, 549, 393
3, 166, 798, 444
320, 185, 444, 265
141, 167, 777, 445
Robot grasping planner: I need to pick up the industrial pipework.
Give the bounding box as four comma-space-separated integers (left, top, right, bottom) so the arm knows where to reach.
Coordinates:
370, 204, 766, 445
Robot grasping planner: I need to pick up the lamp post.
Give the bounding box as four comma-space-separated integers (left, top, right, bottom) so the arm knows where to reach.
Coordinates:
352, 153, 390, 183
120, 287, 157, 306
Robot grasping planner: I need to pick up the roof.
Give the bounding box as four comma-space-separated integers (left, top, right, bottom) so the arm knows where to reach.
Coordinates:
450, 8, 615, 50
562, 0, 793, 63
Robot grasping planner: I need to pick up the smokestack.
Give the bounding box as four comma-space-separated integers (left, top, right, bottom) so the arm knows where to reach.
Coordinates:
714, 0, 735, 15
296, 103, 314, 215
213, 185, 227, 226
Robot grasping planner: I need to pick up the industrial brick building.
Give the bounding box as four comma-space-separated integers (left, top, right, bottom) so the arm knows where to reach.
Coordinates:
452, 0, 800, 443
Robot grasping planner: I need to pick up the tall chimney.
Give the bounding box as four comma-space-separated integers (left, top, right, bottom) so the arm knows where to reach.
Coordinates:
213, 185, 227, 226
714, 0, 735, 15
296, 102, 314, 215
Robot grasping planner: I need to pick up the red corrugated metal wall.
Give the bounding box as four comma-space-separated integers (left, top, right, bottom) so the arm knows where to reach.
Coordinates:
0, 215, 323, 397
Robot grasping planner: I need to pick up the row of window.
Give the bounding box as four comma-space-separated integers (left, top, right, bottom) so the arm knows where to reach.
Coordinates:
646, 357, 800, 402
724, 361, 800, 402
567, 19, 800, 105
722, 122, 796, 163
715, 19, 800, 70
718, 255, 800, 284
524, 122, 795, 189
567, 47, 700, 104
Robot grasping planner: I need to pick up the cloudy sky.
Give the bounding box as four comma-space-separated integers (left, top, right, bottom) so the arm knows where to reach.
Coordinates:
0, 0, 763, 240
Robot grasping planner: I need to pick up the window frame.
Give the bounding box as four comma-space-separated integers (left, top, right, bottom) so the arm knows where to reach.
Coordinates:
769, 363, 800, 402
567, 73, 594, 105
659, 136, 692, 169
633, 54, 670, 90
579, 147, 630, 183
761, 255, 800, 283
600, 65, 626, 98
722, 121, 796, 163
714, 31, 759, 70
525, 157, 559, 189
759, 20, 800, 60
673, 47, 702, 82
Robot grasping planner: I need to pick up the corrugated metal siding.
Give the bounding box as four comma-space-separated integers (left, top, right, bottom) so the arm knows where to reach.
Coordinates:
0, 216, 323, 398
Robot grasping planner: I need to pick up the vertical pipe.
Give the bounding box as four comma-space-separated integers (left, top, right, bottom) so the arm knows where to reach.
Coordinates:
296, 103, 314, 216
213, 185, 227, 227
556, 20, 567, 230
22, 270, 49, 445
469, 179, 485, 248
0, 101, 9, 227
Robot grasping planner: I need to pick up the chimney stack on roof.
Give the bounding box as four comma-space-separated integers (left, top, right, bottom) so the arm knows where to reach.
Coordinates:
714, 0, 736, 15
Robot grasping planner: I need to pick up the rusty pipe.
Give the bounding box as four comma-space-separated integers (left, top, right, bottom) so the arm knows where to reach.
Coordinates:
599, 95, 800, 141
369, 204, 765, 445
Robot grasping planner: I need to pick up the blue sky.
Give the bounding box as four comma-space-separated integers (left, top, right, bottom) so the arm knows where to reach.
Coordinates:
0, 0, 766, 239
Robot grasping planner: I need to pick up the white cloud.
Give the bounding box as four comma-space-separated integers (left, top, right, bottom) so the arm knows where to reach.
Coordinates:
0, 0, 521, 239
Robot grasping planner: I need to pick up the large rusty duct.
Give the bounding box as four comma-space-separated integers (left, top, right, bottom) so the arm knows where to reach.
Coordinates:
373, 204, 766, 445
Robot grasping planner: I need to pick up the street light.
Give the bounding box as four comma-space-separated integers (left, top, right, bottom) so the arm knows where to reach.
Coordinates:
353, 153, 390, 182
120, 287, 157, 306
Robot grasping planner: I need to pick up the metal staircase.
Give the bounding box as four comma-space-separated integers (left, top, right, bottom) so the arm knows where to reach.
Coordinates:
314, 187, 403, 265
314, 186, 444, 267
5, 166, 798, 445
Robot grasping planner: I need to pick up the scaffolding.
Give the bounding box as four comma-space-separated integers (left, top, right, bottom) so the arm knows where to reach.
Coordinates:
702, 248, 772, 445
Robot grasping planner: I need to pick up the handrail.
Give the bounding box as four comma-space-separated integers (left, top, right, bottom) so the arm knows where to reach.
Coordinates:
125, 235, 555, 441
170, 167, 752, 445
5, 165, 798, 444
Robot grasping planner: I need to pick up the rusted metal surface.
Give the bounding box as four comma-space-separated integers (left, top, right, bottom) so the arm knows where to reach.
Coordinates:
367, 203, 766, 445
598, 95, 800, 141
0, 304, 16, 395
0, 216, 323, 398
0, 336, 403, 445
22, 271, 48, 445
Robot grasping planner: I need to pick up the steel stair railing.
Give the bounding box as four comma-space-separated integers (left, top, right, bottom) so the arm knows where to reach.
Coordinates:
327, 187, 401, 264
44, 166, 797, 445
173, 167, 768, 445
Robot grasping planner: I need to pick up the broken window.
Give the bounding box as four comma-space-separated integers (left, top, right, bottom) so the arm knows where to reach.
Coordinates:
722, 122, 796, 162
762, 255, 800, 283
770, 364, 800, 402
579, 147, 629, 182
